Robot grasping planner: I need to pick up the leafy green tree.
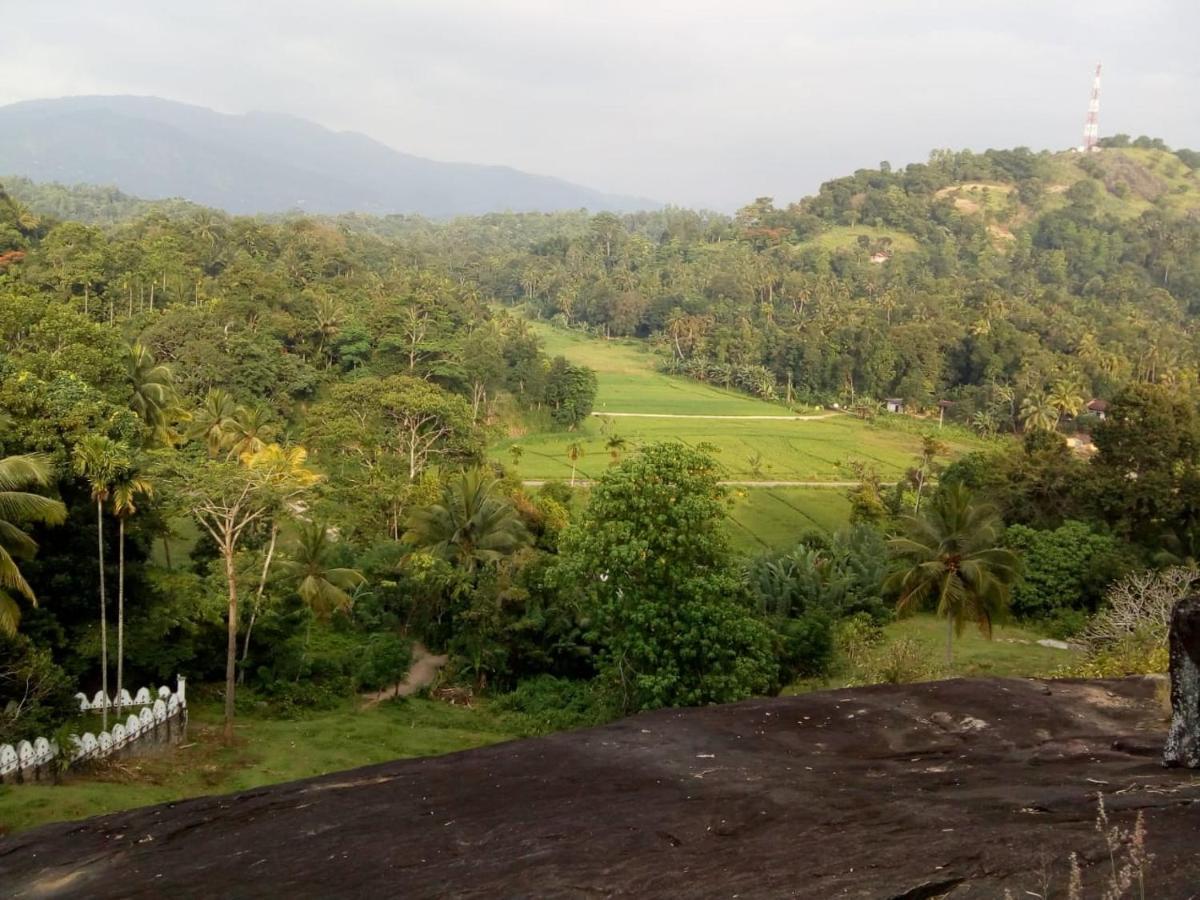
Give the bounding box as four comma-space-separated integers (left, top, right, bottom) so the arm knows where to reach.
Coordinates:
1092, 383, 1200, 544
556, 443, 777, 710
155, 445, 317, 740
0, 454, 67, 635
403, 468, 530, 574
1003, 520, 1123, 620
885, 483, 1020, 663
544, 357, 597, 429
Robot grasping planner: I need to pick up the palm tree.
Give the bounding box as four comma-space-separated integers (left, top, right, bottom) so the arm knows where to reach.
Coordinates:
111, 468, 152, 712
971, 409, 998, 437
605, 435, 627, 465
884, 484, 1020, 664
190, 388, 239, 457
1019, 391, 1059, 433
72, 435, 127, 728
226, 404, 277, 460
0, 454, 67, 635
565, 441, 584, 486
275, 521, 365, 620
403, 468, 530, 574
1048, 377, 1086, 421
126, 343, 181, 446
312, 296, 346, 367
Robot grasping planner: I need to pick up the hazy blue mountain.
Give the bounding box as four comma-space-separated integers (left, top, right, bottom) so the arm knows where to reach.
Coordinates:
0, 96, 655, 216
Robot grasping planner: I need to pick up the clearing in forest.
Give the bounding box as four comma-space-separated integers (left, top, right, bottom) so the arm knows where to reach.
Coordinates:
494, 321, 988, 549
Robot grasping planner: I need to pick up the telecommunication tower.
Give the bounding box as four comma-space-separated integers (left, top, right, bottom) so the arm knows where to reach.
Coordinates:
1079, 63, 1102, 152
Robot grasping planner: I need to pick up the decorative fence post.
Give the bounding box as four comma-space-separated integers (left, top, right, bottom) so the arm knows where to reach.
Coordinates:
2, 675, 189, 784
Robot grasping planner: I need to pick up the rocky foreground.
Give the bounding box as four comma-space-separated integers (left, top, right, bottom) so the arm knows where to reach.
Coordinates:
3, 678, 1200, 898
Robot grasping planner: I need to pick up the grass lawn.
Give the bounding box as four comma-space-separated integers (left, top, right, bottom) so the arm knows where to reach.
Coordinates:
726, 487, 853, 552
0, 698, 523, 836
785, 614, 1077, 696
500, 319, 990, 549
884, 614, 1073, 678
801, 224, 919, 254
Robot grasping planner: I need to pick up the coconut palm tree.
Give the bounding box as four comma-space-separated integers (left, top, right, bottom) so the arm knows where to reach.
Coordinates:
190, 388, 239, 457
565, 441, 584, 486
126, 342, 181, 446
1019, 391, 1059, 433
0, 454, 67, 635
1048, 377, 1086, 421
226, 403, 278, 460
72, 435, 128, 727
110, 468, 153, 712
884, 483, 1020, 664
403, 468, 530, 574
605, 434, 627, 465
275, 521, 365, 620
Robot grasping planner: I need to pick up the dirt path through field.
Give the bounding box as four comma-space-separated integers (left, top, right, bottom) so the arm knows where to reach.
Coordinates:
360, 643, 447, 707
592, 411, 839, 421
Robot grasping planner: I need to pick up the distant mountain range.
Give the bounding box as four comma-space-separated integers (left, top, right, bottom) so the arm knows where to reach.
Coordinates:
0, 96, 655, 217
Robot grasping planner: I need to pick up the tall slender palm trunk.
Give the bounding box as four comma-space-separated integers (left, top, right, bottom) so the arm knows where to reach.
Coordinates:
117, 517, 125, 715
223, 548, 238, 741
96, 500, 109, 730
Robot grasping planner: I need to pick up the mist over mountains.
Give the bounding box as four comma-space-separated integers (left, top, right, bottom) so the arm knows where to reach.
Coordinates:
0, 96, 655, 217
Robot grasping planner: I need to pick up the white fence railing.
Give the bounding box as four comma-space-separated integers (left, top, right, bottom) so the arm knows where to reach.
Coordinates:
1, 676, 187, 782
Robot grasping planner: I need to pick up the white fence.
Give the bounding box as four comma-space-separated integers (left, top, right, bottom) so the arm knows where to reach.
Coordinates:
1, 676, 187, 782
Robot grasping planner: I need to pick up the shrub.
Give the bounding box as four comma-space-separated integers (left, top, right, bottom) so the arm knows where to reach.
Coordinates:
492, 675, 615, 733
774, 613, 835, 682
0, 633, 76, 744
858, 638, 943, 685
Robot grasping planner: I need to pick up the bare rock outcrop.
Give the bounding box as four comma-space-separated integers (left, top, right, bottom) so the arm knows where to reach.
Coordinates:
1164, 593, 1200, 767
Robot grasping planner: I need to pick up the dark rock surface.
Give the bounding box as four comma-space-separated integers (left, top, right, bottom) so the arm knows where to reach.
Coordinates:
1165, 593, 1200, 768
3, 678, 1200, 898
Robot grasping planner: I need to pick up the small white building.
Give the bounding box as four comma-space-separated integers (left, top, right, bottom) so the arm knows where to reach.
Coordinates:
885, 398, 904, 414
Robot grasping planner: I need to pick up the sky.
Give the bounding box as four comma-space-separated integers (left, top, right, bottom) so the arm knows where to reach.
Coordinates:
2, 0, 1198, 211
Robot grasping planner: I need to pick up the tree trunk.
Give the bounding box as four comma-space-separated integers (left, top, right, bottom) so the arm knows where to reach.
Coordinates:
97, 500, 108, 730
117, 517, 125, 715
223, 547, 239, 741
240, 522, 278, 684
945, 615, 954, 666
162, 533, 173, 570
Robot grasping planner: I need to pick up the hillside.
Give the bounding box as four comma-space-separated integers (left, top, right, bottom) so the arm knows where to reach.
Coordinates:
3, 678, 1195, 897
0, 96, 654, 217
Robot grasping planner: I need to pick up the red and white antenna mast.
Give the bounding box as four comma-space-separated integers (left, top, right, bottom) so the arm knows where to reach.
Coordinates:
1080, 63, 1102, 152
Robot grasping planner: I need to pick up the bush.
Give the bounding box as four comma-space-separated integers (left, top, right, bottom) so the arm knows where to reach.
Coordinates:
355, 633, 413, 692
858, 638, 943, 685
0, 633, 76, 744
774, 613, 835, 682
492, 675, 615, 734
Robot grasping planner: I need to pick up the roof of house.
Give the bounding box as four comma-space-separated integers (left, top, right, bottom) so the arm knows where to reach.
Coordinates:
1086, 399, 1109, 412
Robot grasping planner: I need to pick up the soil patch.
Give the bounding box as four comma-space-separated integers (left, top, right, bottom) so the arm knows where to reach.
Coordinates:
3, 677, 1198, 898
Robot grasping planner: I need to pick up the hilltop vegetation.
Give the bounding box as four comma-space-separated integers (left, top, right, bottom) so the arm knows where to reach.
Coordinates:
2, 137, 1200, 832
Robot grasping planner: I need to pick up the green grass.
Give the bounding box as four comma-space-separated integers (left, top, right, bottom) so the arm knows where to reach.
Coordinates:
503, 319, 990, 550
801, 225, 919, 254
726, 487, 853, 553
0, 698, 522, 835
883, 614, 1072, 678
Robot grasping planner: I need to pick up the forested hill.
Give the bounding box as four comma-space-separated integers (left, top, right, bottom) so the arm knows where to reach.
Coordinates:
4, 137, 1200, 425
0, 96, 654, 217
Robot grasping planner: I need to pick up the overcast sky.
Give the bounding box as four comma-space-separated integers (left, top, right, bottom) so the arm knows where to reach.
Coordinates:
2, 1, 1198, 210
